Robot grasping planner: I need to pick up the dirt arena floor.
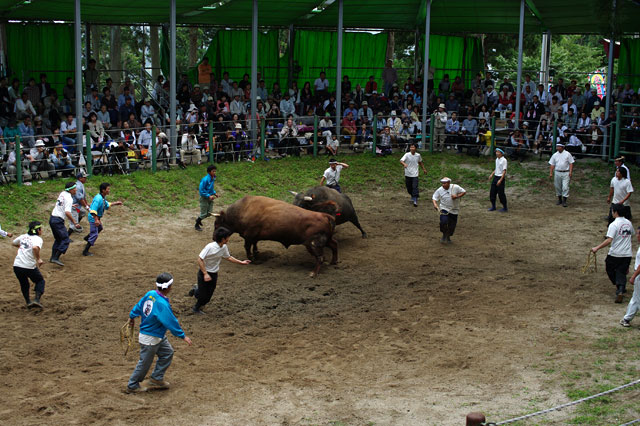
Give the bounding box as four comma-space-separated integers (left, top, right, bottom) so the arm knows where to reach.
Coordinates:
0, 181, 638, 425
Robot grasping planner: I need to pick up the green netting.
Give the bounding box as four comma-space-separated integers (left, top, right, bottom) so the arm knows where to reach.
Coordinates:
618, 39, 640, 90
6, 23, 74, 97
293, 30, 388, 91
418, 35, 484, 89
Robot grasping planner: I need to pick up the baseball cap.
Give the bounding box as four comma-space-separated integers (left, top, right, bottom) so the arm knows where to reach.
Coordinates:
77, 170, 88, 179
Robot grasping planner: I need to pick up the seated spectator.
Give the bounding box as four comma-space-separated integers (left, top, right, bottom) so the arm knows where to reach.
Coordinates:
365, 75, 377, 95
326, 134, 339, 156
118, 96, 136, 125
271, 82, 282, 101
358, 101, 373, 125
576, 111, 591, 143
280, 93, 296, 119
445, 112, 461, 147
319, 112, 333, 146
471, 88, 485, 114
523, 85, 534, 108
19, 116, 36, 148
341, 111, 357, 145
546, 86, 562, 107
387, 111, 402, 144
341, 75, 351, 95
591, 100, 604, 121
84, 86, 101, 111
508, 128, 529, 161
533, 118, 552, 154
562, 97, 578, 115
497, 87, 514, 112
352, 84, 364, 107
49, 144, 74, 176
82, 101, 94, 122
377, 126, 392, 156
126, 112, 142, 138
120, 121, 137, 148
478, 104, 490, 122
33, 116, 52, 141
220, 72, 233, 97
278, 117, 298, 156
60, 113, 78, 152
451, 76, 465, 100
478, 118, 492, 155
141, 98, 157, 126
87, 112, 106, 149
368, 91, 381, 111
3, 142, 32, 182
343, 100, 358, 118
230, 94, 246, 119
23, 78, 41, 109
27, 139, 54, 177
15, 92, 36, 120
564, 108, 577, 132
43, 90, 63, 129
390, 94, 403, 112
460, 113, 478, 152
486, 85, 498, 109
117, 86, 136, 109
355, 123, 372, 149
375, 112, 386, 133
97, 104, 112, 131
323, 94, 337, 116
500, 76, 514, 93
445, 93, 459, 114
179, 128, 202, 167
438, 74, 451, 98
547, 96, 561, 121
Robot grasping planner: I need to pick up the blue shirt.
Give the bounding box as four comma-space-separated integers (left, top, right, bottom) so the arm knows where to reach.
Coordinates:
129, 290, 185, 339
199, 174, 216, 198
88, 193, 110, 223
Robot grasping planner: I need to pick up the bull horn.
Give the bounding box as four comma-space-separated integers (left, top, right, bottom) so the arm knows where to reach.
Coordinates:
288, 190, 298, 196
212, 213, 221, 217
303, 196, 313, 201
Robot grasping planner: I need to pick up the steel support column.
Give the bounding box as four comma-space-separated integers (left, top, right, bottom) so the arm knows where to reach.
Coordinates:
514, 0, 525, 129
251, 0, 258, 148
420, 0, 431, 148
169, 0, 177, 164
604, 0, 617, 160
539, 31, 551, 88
335, 0, 344, 136
74, 0, 83, 151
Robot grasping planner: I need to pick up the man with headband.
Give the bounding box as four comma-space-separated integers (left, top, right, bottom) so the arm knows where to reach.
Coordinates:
126, 272, 192, 393
12, 221, 45, 308
83, 182, 123, 257
548, 142, 575, 207
432, 177, 466, 243
488, 148, 508, 212
49, 181, 81, 266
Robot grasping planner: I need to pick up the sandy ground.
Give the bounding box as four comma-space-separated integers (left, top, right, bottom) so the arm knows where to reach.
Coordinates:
0, 180, 638, 425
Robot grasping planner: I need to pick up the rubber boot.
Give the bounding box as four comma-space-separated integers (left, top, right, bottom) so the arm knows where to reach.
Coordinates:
50, 250, 64, 266
50, 246, 56, 262
82, 242, 93, 256
31, 292, 43, 308
195, 217, 203, 232
562, 197, 568, 207
556, 196, 563, 205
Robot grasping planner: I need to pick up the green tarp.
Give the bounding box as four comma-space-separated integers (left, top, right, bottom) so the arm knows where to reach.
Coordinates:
618, 39, 640, 90
6, 23, 74, 97
293, 30, 388, 92
419, 35, 485, 89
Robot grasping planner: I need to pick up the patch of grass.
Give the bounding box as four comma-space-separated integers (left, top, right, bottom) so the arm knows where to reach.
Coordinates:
0, 152, 613, 229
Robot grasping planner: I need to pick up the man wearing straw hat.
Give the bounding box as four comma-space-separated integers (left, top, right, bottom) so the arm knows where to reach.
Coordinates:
433, 103, 448, 152
548, 142, 575, 207
432, 177, 466, 243
488, 148, 508, 212
126, 272, 192, 393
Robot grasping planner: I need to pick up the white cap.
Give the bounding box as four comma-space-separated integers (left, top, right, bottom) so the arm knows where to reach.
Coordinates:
235, 123, 242, 129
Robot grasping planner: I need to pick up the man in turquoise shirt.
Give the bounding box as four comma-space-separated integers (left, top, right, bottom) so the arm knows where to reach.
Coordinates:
83, 182, 122, 256
195, 165, 219, 232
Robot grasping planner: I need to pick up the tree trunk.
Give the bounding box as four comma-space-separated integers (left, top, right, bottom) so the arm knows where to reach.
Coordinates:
91, 25, 100, 66
188, 27, 198, 67
150, 25, 160, 80
386, 31, 395, 61
110, 26, 122, 93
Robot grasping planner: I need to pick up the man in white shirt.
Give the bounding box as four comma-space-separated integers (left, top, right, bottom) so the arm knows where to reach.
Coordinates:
592, 203, 635, 303
189, 227, 250, 314
314, 71, 330, 98
548, 142, 575, 207
621, 230, 640, 326
488, 148, 508, 212
320, 158, 348, 193
400, 143, 427, 207
432, 177, 466, 243
608, 167, 633, 224
49, 181, 81, 266
12, 221, 45, 308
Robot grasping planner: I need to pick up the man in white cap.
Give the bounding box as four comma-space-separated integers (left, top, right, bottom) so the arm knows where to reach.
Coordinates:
27, 139, 54, 177
320, 158, 349, 193
433, 103, 448, 152
432, 177, 466, 243
488, 148, 508, 212
126, 272, 192, 393
548, 142, 575, 207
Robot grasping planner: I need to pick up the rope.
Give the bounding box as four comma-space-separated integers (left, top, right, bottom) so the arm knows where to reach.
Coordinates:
120, 321, 134, 356
620, 420, 640, 426
485, 378, 640, 425
582, 250, 597, 274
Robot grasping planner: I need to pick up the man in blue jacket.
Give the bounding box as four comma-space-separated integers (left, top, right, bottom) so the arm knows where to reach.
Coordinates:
195, 165, 219, 232
126, 272, 192, 393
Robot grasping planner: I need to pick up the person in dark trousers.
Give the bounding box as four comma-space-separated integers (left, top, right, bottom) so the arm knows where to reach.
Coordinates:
400, 143, 428, 207
12, 221, 45, 308
432, 177, 467, 244
189, 227, 251, 314
49, 181, 81, 266
195, 165, 219, 232
488, 148, 508, 212
83, 182, 123, 256
126, 272, 192, 393
592, 203, 635, 304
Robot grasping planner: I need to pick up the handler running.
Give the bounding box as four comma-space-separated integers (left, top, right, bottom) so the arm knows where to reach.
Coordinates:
195, 165, 219, 232
126, 272, 192, 393
189, 227, 251, 315
548, 142, 575, 207
320, 159, 349, 193
83, 182, 123, 256
49, 181, 82, 266
12, 221, 45, 308
592, 203, 635, 303
400, 143, 428, 207
432, 177, 466, 243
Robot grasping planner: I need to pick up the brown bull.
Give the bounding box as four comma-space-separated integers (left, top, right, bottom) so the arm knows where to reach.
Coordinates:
213, 196, 338, 277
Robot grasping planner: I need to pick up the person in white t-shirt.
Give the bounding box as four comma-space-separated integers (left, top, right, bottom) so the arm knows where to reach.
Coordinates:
548, 142, 575, 207
400, 143, 428, 207
488, 148, 508, 212
49, 181, 81, 266
0, 223, 13, 238
12, 221, 45, 308
320, 159, 349, 193
614, 156, 630, 182
621, 229, 640, 327
607, 167, 633, 224
432, 177, 467, 243
592, 204, 635, 303
190, 227, 250, 315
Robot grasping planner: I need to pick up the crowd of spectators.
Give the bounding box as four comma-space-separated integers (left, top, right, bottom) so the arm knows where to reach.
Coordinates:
2, 56, 640, 182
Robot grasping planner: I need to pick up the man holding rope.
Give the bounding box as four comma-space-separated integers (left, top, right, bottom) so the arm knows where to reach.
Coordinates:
49, 181, 82, 266
432, 177, 466, 244
126, 272, 192, 393
592, 203, 635, 303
